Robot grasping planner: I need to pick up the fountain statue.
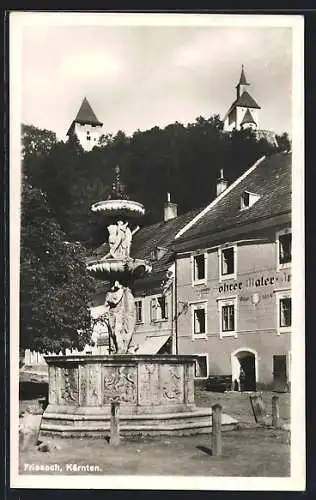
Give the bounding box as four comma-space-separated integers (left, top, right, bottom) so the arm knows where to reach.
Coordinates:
87, 165, 152, 354
40, 166, 236, 438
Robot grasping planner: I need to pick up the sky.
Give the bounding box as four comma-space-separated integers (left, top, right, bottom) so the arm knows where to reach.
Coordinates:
19, 16, 293, 140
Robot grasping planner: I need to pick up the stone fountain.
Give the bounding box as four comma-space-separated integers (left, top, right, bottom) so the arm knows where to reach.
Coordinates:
40, 167, 237, 438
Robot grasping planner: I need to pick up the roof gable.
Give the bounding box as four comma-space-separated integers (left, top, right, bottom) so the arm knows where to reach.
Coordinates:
235, 91, 261, 109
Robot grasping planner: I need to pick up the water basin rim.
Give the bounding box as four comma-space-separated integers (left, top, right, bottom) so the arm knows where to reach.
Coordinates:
43, 354, 200, 363
91, 199, 145, 213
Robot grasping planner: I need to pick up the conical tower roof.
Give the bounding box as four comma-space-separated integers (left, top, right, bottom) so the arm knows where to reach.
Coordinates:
240, 108, 257, 126
237, 65, 250, 87
74, 97, 103, 126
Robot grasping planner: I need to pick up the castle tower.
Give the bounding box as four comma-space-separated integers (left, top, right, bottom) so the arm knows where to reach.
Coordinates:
66, 97, 103, 151
224, 66, 261, 132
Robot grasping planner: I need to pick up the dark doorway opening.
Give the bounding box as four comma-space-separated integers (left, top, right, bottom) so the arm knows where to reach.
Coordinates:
232, 350, 257, 392
239, 354, 256, 391
273, 354, 289, 392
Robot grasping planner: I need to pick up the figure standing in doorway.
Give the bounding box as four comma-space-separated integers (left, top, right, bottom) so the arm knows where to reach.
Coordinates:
239, 367, 246, 392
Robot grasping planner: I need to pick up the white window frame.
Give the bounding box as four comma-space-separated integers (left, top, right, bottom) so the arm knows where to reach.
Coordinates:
218, 244, 237, 282
150, 295, 168, 323
276, 228, 292, 271
191, 300, 208, 340
275, 290, 291, 335
217, 296, 238, 338
191, 252, 207, 286
135, 299, 144, 324
240, 191, 261, 210
194, 353, 209, 380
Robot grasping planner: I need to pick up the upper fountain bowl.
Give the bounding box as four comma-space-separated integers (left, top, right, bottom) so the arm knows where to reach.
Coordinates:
87, 257, 152, 281
91, 199, 145, 219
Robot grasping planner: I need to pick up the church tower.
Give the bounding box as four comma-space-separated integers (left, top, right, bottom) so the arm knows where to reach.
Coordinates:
236, 64, 250, 99
224, 66, 261, 132
67, 97, 103, 151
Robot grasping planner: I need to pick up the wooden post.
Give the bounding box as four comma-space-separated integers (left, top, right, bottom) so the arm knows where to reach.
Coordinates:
272, 395, 280, 428
250, 393, 266, 424
212, 403, 222, 456
110, 399, 120, 446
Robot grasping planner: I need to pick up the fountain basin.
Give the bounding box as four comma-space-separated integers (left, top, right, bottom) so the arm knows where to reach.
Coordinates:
40, 354, 237, 437
86, 258, 152, 282
91, 199, 145, 218
87, 257, 151, 277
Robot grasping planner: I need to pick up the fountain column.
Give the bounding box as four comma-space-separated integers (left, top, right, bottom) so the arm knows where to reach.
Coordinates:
87, 165, 151, 353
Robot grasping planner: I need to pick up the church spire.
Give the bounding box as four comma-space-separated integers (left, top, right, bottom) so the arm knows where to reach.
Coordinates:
236, 65, 250, 99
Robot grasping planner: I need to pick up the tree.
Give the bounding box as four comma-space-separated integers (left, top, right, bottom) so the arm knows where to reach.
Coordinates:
22, 124, 58, 158
22, 115, 286, 246
276, 132, 291, 152
20, 178, 96, 353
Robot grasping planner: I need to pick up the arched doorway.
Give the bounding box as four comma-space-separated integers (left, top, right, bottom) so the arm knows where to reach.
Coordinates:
231, 348, 257, 392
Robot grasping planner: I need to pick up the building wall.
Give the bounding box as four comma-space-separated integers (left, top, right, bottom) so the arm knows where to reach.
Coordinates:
176, 225, 291, 388
73, 122, 103, 151
132, 292, 173, 347
224, 108, 237, 132
224, 106, 260, 132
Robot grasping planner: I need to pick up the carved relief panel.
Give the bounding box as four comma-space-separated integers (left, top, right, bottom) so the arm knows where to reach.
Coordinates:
87, 363, 102, 406
102, 365, 137, 404
57, 363, 79, 405
138, 363, 160, 406
48, 365, 58, 404
160, 364, 184, 404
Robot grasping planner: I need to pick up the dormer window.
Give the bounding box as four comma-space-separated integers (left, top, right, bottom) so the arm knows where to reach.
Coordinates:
150, 246, 168, 261
240, 191, 260, 210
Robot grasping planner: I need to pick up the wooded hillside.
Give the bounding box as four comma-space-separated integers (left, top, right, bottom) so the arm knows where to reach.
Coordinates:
22, 116, 290, 248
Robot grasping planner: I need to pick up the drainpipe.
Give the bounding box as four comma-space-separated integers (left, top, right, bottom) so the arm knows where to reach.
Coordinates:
170, 279, 174, 354
175, 257, 178, 355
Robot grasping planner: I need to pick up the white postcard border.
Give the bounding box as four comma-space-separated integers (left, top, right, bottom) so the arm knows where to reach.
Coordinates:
9, 12, 305, 491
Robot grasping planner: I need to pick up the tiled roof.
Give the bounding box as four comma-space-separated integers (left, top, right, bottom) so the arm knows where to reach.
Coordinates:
240, 108, 257, 126
75, 97, 102, 125
173, 152, 291, 252
67, 98, 103, 135
131, 208, 201, 262
236, 91, 261, 109
227, 91, 261, 118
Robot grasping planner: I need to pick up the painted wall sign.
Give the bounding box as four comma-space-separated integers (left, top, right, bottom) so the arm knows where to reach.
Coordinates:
219, 271, 291, 294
